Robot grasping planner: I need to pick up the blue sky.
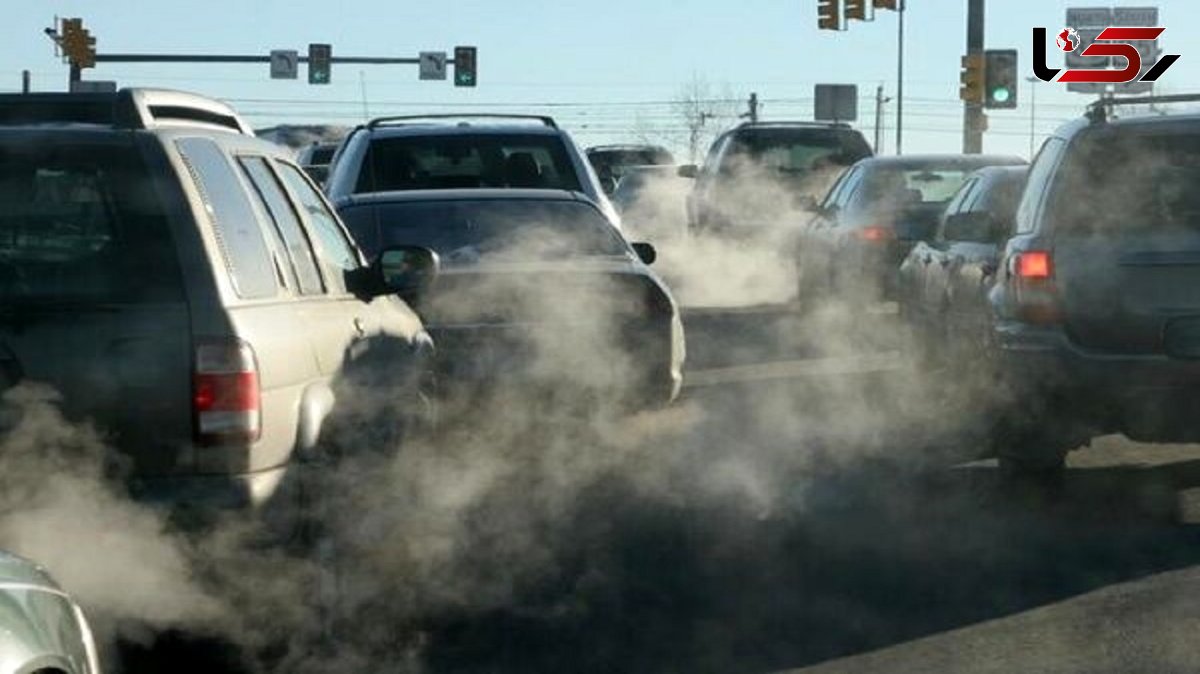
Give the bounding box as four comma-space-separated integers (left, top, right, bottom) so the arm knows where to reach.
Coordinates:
2, 0, 1197, 160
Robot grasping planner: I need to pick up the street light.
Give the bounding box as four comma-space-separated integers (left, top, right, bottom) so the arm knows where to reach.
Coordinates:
1025, 76, 1038, 158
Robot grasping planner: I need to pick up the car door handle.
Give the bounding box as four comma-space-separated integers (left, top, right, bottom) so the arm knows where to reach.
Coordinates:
353, 317, 366, 338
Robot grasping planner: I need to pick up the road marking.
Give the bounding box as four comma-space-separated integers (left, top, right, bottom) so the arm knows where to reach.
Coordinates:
684, 351, 905, 388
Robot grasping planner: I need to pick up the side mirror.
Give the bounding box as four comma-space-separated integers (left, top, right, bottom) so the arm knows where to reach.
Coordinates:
631, 241, 657, 265
677, 164, 699, 179
376, 245, 440, 303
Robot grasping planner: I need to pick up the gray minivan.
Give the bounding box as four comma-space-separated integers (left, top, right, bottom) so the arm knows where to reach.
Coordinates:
0, 89, 434, 513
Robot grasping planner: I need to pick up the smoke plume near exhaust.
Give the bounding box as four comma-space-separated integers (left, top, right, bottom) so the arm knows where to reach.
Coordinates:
0, 167, 1021, 672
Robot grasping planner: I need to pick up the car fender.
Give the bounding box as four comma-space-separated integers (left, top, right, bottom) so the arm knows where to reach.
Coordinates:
295, 382, 336, 460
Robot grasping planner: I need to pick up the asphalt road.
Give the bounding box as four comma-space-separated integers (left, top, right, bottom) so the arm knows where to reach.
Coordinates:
114, 303, 1200, 673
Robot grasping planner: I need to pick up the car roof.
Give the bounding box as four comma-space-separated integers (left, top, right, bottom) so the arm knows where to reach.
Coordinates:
338, 188, 593, 207
587, 144, 669, 152
734, 121, 853, 131
357, 120, 563, 138
856, 154, 1026, 169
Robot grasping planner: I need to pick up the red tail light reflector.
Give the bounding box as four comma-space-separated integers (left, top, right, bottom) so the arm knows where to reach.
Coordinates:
193, 340, 261, 444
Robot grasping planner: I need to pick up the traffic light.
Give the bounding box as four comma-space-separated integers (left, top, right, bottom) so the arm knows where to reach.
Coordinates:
984, 48, 1018, 109
454, 46, 477, 87
818, 0, 842, 30
960, 53, 984, 104
60, 17, 96, 69
846, 0, 872, 21
873, 0, 899, 9
308, 43, 331, 85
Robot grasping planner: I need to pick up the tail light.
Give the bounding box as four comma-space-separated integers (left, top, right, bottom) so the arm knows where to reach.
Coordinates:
193, 339, 261, 444
855, 225, 896, 242
1009, 250, 1063, 325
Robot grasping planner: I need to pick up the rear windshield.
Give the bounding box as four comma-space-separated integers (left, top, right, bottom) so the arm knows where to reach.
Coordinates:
1054, 130, 1200, 234
355, 134, 582, 194
306, 146, 336, 165
589, 149, 674, 173
0, 135, 181, 304
853, 167, 975, 209
720, 129, 871, 176
341, 199, 627, 261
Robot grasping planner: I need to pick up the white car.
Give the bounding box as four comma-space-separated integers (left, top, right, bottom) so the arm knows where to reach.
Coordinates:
0, 551, 102, 674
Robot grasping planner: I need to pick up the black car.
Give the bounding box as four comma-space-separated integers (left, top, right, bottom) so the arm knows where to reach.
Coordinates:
334, 189, 685, 408
586, 144, 675, 195
899, 165, 1028, 364
797, 154, 1026, 305
988, 97, 1200, 476
681, 121, 873, 236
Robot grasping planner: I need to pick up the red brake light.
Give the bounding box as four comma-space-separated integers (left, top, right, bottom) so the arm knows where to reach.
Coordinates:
855, 225, 895, 242
1015, 250, 1053, 279
1010, 250, 1062, 325
193, 340, 261, 444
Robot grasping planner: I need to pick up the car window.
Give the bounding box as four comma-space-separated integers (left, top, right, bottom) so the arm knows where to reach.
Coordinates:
355, 134, 582, 193
852, 168, 974, 210
0, 135, 182, 304
238, 156, 325, 295
340, 199, 628, 261
1015, 138, 1067, 234
721, 130, 863, 177
945, 177, 980, 217
821, 165, 859, 210
1050, 130, 1200, 236
278, 163, 360, 292
175, 137, 277, 300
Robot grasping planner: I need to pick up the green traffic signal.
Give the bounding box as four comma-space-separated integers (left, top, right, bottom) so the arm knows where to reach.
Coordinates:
454, 46, 477, 88
983, 48, 1017, 109
991, 87, 1011, 104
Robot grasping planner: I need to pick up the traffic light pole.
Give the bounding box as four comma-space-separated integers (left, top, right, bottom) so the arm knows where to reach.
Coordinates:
895, 0, 905, 155
963, 0, 985, 154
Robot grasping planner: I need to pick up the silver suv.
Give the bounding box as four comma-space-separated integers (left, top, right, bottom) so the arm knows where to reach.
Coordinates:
0, 89, 434, 512
323, 114, 622, 227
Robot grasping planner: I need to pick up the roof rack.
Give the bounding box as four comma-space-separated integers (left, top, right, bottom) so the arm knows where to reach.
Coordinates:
0, 88, 253, 135
1086, 93, 1200, 124
366, 113, 558, 130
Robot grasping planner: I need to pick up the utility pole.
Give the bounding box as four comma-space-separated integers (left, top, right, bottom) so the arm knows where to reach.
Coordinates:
895, 0, 906, 154
1025, 75, 1038, 158
874, 85, 892, 153
963, 0, 986, 153
21, 70, 30, 94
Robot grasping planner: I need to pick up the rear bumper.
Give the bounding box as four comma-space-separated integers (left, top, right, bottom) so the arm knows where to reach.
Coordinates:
129, 464, 289, 512
994, 321, 1200, 441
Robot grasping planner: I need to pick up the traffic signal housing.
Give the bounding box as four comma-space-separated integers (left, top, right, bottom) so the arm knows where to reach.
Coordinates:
960, 53, 984, 104
308, 43, 331, 85
60, 18, 96, 69
818, 0, 842, 30
846, 0, 873, 21
454, 46, 477, 87
984, 48, 1018, 109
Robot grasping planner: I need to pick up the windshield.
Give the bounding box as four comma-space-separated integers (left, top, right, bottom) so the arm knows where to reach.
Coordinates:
355, 134, 582, 193
342, 199, 628, 261
853, 167, 975, 209
720, 130, 869, 176
0, 135, 180, 304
